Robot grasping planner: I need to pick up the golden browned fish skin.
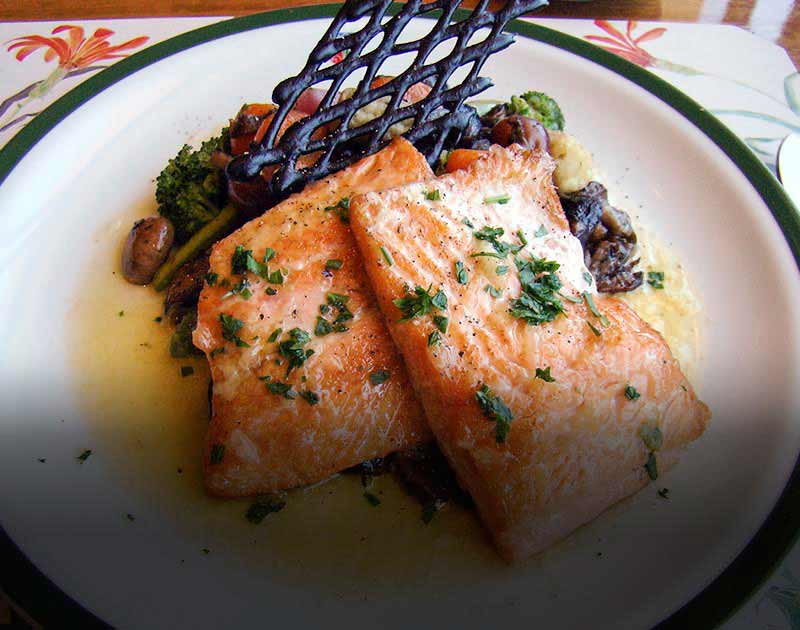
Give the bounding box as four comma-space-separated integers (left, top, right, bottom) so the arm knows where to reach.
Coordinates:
194, 138, 434, 497
349, 145, 710, 562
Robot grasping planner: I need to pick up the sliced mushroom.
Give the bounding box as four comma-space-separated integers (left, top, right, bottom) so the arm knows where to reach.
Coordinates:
122, 217, 174, 285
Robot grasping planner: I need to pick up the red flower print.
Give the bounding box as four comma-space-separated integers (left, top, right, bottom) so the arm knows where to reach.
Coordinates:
585, 20, 666, 68
7, 25, 149, 70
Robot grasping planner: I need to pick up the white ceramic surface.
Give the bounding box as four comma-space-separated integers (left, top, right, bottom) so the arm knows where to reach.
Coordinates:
1, 16, 799, 629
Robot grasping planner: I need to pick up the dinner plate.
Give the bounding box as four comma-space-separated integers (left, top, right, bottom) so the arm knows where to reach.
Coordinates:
1, 6, 799, 629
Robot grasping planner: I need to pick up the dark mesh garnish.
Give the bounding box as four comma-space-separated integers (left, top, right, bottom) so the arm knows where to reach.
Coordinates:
226, 0, 546, 199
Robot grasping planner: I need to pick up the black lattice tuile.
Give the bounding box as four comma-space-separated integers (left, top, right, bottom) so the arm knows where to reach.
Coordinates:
226, 0, 547, 199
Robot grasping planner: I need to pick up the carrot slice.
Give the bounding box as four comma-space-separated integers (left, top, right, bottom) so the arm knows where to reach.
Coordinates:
445, 149, 487, 173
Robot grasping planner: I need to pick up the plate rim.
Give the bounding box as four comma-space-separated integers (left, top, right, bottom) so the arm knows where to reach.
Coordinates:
1, 5, 798, 628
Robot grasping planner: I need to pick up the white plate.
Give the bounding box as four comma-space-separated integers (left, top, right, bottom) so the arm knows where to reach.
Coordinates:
1, 8, 799, 629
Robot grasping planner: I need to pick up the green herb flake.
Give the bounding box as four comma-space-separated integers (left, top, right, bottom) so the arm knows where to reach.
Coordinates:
314, 316, 332, 337
455, 261, 469, 285
586, 320, 602, 337
268, 328, 283, 343
535, 367, 555, 382
369, 370, 391, 386
204, 272, 219, 286
583, 292, 610, 326
516, 229, 528, 247
508, 256, 565, 326
485, 284, 502, 299
180, 365, 194, 377
219, 313, 250, 347
657, 488, 670, 499
640, 423, 663, 452
393, 285, 446, 320
534, 224, 548, 238
364, 492, 381, 507
231, 245, 252, 275
265, 287, 277, 296
496, 265, 509, 276
424, 189, 441, 201
433, 315, 448, 334
319, 303, 330, 315
278, 328, 313, 374
77, 449, 92, 462
267, 269, 284, 285
299, 390, 320, 405
476, 384, 515, 443
325, 197, 350, 223
261, 378, 296, 399
245, 495, 286, 524
624, 385, 641, 401
647, 271, 665, 290
644, 452, 659, 480
380, 246, 394, 266
583, 271, 593, 285
209, 444, 225, 465
428, 330, 441, 347
474, 225, 514, 258
222, 278, 252, 300
462, 218, 474, 229
484, 194, 511, 205
325, 259, 343, 270
118, 310, 125, 317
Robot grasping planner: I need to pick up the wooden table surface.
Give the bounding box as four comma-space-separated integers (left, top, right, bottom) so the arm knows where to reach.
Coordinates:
1, 0, 798, 67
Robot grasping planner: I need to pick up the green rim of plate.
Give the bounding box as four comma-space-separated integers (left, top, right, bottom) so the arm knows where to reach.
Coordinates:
1, 5, 799, 628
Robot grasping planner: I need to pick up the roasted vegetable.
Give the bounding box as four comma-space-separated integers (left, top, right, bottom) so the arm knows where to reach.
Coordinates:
152, 204, 237, 291
507, 91, 565, 131
155, 128, 231, 243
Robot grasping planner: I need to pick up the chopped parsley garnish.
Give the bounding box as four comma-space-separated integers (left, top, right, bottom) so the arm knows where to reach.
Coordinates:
462, 218, 474, 229
516, 229, 528, 247
428, 330, 441, 347
534, 224, 548, 238
508, 256, 564, 326
647, 271, 665, 289
222, 278, 252, 300
583, 271, 593, 285
644, 452, 659, 480
380, 246, 394, 266
640, 422, 663, 481
433, 315, 448, 334
210, 347, 225, 358
325, 197, 350, 223
496, 265, 509, 276
209, 443, 225, 465
561, 292, 583, 304
261, 377, 296, 399
657, 488, 670, 499
327, 292, 350, 307
476, 384, 514, 443
369, 370, 391, 386
640, 423, 663, 452
299, 390, 320, 405
455, 261, 469, 285
267, 269, 284, 285
77, 449, 92, 462
582, 292, 610, 326
180, 365, 194, 377
424, 189, 441, 201
326, 292, 353, 325
319, 303, 330, 315
219, 313, 250, 347
266, 287, 277, 295
205, 272, 219, 286
364, 492, 381, 506
314, 316, 333, 337
586, 320, 602, 336
484, 193, 511, 205
474, 225, 515, 258
624, 385, 641, 401
245, 495, 286, 524
393, 285, 446, 320
231, 245, 251, 275
268, 328, 283, 343
485, 284, 502, 298
325, 259, 343, 270
277, 328, 313, 374
535, 367, 555, 382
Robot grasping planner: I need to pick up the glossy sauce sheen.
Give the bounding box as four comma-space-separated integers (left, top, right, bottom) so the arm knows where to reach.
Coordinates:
349, 146, 711, 562
194, 138, 433, 496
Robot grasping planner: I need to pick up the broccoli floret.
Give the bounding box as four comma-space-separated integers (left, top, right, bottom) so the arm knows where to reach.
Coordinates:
156, 128, 230, 243
507, 91, 565, 131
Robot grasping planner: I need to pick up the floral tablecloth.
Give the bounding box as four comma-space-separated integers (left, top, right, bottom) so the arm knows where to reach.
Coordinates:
0, 14, 798, 630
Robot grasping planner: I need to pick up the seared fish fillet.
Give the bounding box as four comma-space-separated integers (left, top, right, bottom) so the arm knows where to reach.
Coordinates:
194, 138, 433, 496
349, 146, 710, 561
